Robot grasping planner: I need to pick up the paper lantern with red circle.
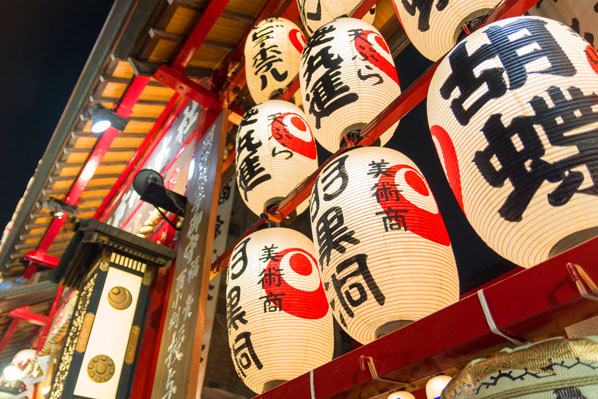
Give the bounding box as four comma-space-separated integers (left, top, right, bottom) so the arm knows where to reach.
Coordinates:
428, 16, 598, 268
391, 0, 501, 61
528, 0, 597, 49
245, 17, 306, 104
226, 227, 334, 393
298, 0, 376, 37
299, 18, 401, 153
235, 100, 318, 217
309, 146, 459, 344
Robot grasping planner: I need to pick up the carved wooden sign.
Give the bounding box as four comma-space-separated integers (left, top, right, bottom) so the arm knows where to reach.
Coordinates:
152, 110, 227, 399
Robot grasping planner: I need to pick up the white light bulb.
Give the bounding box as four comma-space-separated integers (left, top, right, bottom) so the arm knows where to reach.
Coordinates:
426, 375, 452, 399
388, 391, 415, 399
3, 365, 22, 381
91, 119, 111, 133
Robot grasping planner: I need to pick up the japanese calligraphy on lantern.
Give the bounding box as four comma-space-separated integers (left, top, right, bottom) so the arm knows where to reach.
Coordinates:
299, 18, 401, 153
107, 100, 200, 232
428, 16, 598, 268
235, 100, 318, 217
297, 0, 376, 37
392, 0, 502, 61
225, 228, 333, 394
152, 112, 227, 399
245, 18, 306, 104
310, 146, 459, 344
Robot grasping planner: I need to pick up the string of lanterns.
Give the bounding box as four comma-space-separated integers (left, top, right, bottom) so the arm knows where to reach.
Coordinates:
229, 0, 598, 396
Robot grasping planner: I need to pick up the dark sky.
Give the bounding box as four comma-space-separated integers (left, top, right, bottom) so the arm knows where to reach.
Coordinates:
0, 0, 114, 230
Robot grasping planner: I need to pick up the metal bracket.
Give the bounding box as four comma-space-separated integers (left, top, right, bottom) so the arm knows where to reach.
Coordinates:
567, 263, 598, 301
359, 355, 407, 385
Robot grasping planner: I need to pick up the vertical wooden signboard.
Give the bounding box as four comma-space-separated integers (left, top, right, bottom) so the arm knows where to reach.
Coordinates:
152, 110, 228, 399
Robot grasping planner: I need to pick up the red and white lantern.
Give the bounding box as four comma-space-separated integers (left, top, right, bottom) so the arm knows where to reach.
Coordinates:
428, 16, 598, 268
528, 0, 597, 49
299, 18, 401, 153
245, 17, 306, 104
310, 146, 459, 344
391, 0, 501, 61
298, 0, 376, 37
226, 227, 333, 393
235, 100, 318, 217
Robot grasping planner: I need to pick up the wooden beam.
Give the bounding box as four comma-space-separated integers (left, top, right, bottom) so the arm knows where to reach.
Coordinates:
148, 28, 235, 51
128, 57, 213, 78
100, 74, 164, 87
90, 95, 169, 106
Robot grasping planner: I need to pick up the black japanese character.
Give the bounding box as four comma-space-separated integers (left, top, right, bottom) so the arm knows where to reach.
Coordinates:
232, 331, 263, 377
321, 155, 349, 201
401, 0, 449, 32
372, 181, 401, 203
260, 244, 281, 263
227, 286, 248, 333
230, 238, 250, 279
219, 184, 231, 204
367, 159, 392, 178
258, 267, 284, 288
260, 292, 285, 313
316, 206, 360, 269
252, 44, 288, 90
237, 129, 271, 201
441, 18, 576, 126
214, 214, 225, 238
272, 146, 293, 159
376, 208, 408, 231
474, 86, 598, 222
325, 254, 385, 327
357, 65, 383, 85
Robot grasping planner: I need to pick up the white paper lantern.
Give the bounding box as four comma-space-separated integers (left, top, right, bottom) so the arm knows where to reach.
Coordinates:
245, 17, 306, 104
298, 0, 376, 37
428, 16, 598, 268
300, 18, 401, 153
388, 391, 416, 399
528, 0, 597, 49
309, 146, 459, 344
426, 375, 452, 399
391, 0, 501, 61
235, 100, 319, 217
226, 227, 334, 393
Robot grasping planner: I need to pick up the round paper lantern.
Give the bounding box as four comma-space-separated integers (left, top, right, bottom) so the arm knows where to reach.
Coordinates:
528, 0, 597, 49
427, 375, 452, 399
427, 16, 598, 268
226, 227, 333, 393
299, 18, 401, 153
388, 391, 416, 399
309, 146, 459, 344
235, 100, 319, 217
298, 0, 376, 37
391, 0, 501, 61
245, 17, 306, 104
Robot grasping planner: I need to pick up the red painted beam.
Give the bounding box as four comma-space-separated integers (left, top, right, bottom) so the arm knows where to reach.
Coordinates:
35, 286, 65, 353
0, 318, 20, 354
171, 0, 232, 71
9, 307, 47, 327
253, 236, 598, 399
95, 93, 182, 221
155, 65, 221, 110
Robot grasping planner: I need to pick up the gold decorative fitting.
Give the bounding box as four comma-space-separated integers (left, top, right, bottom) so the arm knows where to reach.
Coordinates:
125, 326, 140, 365
107, 286, 133, 310
76, 313, 95, 353
87, 355, 115, 383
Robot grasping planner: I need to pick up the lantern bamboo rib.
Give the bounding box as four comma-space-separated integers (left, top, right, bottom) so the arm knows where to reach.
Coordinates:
209, 0, 539, 278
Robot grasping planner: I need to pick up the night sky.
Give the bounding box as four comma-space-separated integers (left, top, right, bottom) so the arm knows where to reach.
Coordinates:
0, 0, 114, 231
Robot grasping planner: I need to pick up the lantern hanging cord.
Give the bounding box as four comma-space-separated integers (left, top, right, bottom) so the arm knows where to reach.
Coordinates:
477, 289, 524, 346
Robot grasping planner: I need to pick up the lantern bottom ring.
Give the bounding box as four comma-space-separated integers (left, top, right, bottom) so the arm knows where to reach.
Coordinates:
263, 379, 287, 392
549, 226, 598, 258
375, 320, 413, 339
455, 8, 494, 43
264, 197, 297, 225
340, 123, 380, 148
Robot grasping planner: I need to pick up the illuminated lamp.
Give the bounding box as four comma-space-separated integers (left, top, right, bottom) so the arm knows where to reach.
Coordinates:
299, 18, 401, 153
226, 227, 333, 393
244, 17, 306, 105
87, 104, 128, 133
427, 16, 598, 268
528, 0, 597, 49
3, 365, 22, 381
235, 100, 318, 218
309, 146, 459, 344
298, 0, 376, 37
426, 375, 452, 399
390, 0, 501, 61
388, 391, 416, 399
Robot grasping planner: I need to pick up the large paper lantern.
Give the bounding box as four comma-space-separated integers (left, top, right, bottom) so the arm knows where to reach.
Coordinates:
245, 17, 306, 104
388, 391, 416, 399
226, 227, 333, 393
427, 16, 598, 268
236, 100, 318, 217
427, 375, 452, 399
391, 0, 501, 61
298, 0, 376, 37
299, 18, 401, 153
528, 0, 597, 49
309, 146, 459, 344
